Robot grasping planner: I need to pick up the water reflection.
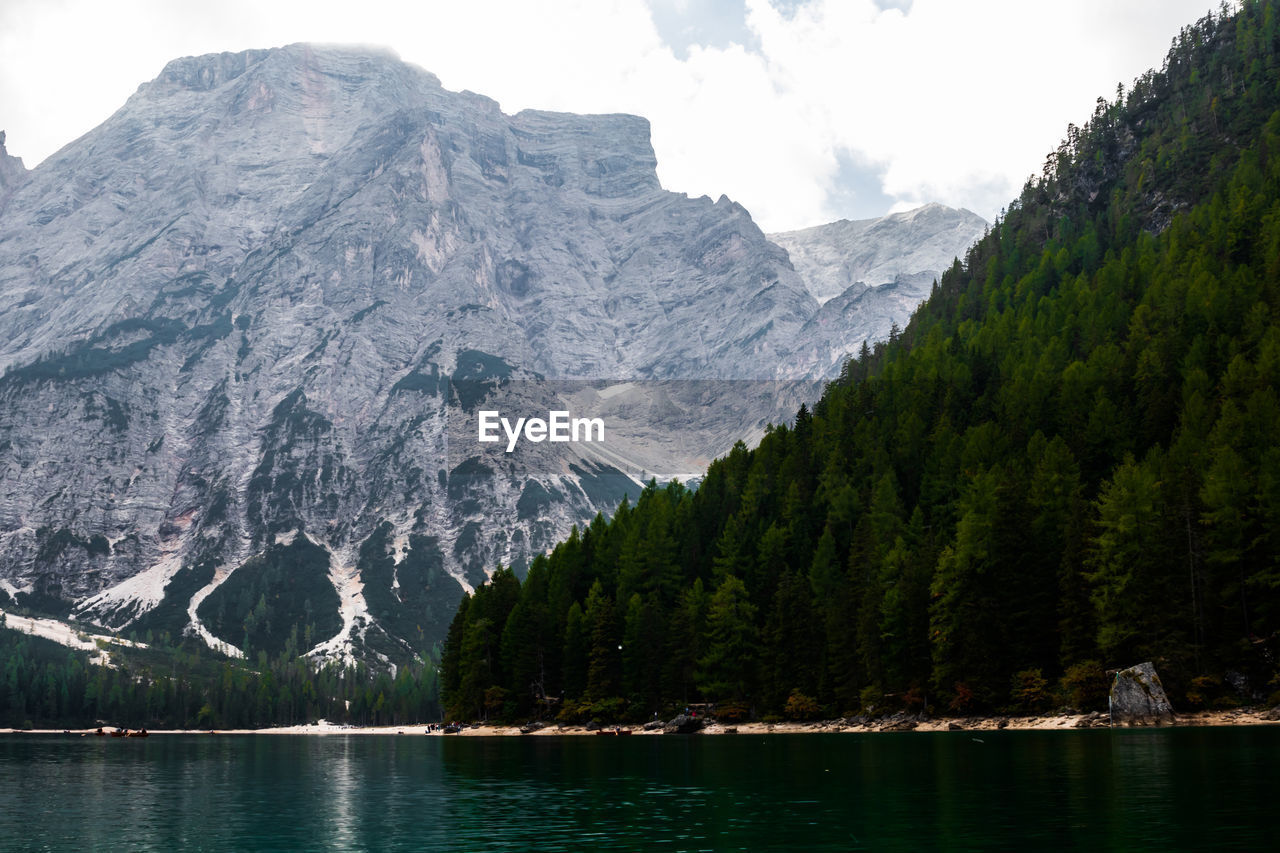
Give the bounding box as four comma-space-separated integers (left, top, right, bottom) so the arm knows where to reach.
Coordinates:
1, 729, 1277, 851
323, 736, 358, 851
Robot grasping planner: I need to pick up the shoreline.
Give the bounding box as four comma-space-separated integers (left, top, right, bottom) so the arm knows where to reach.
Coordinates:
6, 707, 1278, 737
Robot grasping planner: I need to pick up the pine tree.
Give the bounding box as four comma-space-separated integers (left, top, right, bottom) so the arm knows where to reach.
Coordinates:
697, 575, 758, 703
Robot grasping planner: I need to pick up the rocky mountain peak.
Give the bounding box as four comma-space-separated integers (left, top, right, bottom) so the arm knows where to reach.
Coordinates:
0, 130, 27, 201
150, 47, 278, 92
0, 45, 827, 663
768, 204, 987, 377
0, 44, 967, 665
770, 204, 987, 305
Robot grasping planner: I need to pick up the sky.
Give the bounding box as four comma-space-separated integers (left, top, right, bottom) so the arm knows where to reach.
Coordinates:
0, 0, 1220, 232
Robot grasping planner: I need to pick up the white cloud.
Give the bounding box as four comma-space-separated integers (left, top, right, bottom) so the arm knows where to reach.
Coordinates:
737, 0, 1218, 225
0, 0, 1221, 231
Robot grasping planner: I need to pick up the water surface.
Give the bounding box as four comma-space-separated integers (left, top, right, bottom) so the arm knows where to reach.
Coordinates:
1, 727, 1275, 851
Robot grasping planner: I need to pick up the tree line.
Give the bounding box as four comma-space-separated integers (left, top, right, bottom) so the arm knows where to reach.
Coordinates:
0, 617, 440, 729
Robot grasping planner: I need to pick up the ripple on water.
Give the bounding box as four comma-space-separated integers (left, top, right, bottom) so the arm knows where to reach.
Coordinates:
1, 729, 1278, 851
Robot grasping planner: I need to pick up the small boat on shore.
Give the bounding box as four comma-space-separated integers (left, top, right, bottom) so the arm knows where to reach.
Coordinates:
126, 729, 149, 738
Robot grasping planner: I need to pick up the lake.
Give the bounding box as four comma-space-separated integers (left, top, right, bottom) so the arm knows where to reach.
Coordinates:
1, 727, 1276, 851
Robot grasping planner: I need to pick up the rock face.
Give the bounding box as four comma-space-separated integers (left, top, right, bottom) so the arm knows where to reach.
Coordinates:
769, 204, 988, 305
0, 44, 959, 665
0, 131, 28, 204
1110, 662, 1175, 725
0, 45, 835, 663
770, 205, 987, 377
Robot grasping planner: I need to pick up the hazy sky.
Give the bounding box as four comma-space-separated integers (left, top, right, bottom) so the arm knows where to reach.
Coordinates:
0, 0, 1218, 231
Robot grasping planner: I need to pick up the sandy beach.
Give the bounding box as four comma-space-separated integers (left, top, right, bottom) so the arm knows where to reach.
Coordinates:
6, 707, 1278, 737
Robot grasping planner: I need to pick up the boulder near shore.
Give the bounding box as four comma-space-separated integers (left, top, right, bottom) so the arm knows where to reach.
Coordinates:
1110, 662, 1175, 725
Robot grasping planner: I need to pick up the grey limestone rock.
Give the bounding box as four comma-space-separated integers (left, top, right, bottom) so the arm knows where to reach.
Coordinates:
0, 45, 828, 662
0, 44, 969, 665
769, 203, 988, 305
1110, 662, 1175, 726
0, 131, 27, 208
770, 205, 987, 377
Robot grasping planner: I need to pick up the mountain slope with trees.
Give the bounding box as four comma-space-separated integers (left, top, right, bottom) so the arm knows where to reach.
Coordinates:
442, 1, 1280, 723
0, 616, 440, 729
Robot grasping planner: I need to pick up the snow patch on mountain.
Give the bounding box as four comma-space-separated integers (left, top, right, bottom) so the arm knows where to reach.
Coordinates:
0, 607, 148, 667
74, 550, 184, 625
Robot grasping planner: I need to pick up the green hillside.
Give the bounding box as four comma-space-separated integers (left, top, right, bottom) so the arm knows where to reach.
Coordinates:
443, 1, 1280, 722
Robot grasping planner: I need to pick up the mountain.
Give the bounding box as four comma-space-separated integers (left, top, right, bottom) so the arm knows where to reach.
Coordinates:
769, 203, 987, 305
442, 1, 1280, 722
0, 44, 858, 663
770, 204, 987, 376
0, 132, 26, 201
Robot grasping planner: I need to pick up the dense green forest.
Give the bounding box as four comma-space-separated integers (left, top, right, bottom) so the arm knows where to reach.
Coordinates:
0, 617, 440, 729
442, 1, 1280, 724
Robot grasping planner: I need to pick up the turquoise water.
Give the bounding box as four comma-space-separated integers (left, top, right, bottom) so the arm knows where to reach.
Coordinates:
1, 727, 1276, 851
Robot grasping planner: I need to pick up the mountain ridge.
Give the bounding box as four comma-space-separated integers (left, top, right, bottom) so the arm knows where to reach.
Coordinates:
1, 43, 903, 664
768, 203, 987, 375
768, 203, 987, 305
